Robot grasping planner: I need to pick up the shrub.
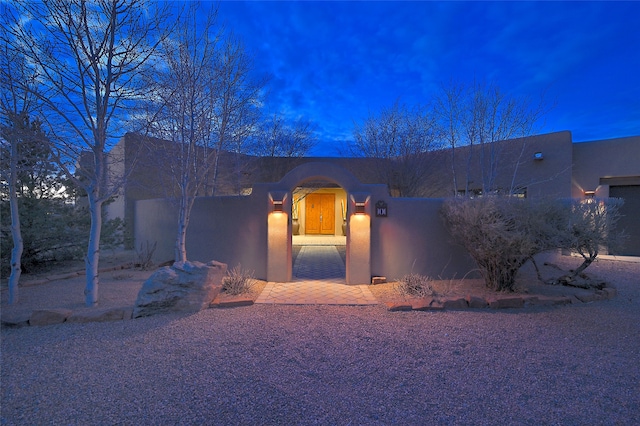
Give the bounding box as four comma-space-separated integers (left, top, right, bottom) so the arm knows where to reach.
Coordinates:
396, 273, 434, 297
441, 196, 566, 291
1, 198, 126, 276
563, 198, 626, 280
222, 264, 255, 295
135, 241, 157, 270
442, 196, 627, 291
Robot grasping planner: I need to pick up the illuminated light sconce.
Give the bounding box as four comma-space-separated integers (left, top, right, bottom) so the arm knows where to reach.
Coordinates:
533, 152, 544, 161
584, 190, 596, 198
350, 193, 370, 215
269, 191, 288, 214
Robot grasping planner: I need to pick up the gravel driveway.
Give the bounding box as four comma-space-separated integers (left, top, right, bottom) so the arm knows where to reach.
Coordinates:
2, 257, 639, 425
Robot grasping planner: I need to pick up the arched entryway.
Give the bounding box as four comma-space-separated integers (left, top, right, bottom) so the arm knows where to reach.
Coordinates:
291, 180, 347, 282
266, 162, 372, 284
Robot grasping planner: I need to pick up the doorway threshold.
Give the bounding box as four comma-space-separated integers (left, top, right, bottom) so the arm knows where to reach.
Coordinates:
292, 235, 346, 246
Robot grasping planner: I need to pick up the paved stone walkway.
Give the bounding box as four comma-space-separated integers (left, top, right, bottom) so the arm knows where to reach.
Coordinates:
255, 245, 377, 306
293, 246, 346, 281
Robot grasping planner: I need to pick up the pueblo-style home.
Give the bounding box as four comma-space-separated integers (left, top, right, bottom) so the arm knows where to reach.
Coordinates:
105, 131, 640, 284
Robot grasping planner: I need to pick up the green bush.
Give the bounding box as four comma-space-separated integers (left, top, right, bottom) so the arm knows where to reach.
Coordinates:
0, 199, 125, 276
222, 264, 255, 295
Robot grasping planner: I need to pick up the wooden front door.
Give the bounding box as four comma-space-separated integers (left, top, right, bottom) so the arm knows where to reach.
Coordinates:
305, 193, 335, 235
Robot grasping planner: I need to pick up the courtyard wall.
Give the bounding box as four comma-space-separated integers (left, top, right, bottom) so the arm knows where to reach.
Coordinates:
134, 189, 476, 283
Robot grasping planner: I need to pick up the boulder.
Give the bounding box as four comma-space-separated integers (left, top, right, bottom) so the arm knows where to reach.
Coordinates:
133, 260, 227, 318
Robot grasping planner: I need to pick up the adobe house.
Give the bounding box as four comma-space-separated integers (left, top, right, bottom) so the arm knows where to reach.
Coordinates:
108, 130, 639, 284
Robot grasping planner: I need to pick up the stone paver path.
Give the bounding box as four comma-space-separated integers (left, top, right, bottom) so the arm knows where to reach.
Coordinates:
255, 245, 377, 306
293, 246, 345, 281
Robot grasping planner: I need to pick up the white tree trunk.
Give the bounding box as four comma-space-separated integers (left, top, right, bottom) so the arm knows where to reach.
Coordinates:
175, 194, 190, 263
8, 138, 22, 305
84, 194, 103, 306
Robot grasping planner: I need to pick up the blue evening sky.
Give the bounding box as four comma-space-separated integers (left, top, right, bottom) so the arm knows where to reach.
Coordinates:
214, 1, 639, 156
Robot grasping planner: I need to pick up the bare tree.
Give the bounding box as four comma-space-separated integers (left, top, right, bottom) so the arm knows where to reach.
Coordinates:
250, 112, 317, 182
146, 4, 264, 262
6, 0, 169, 306
252, 112, 317, 158
433, 81, 464, 196
0, 12, 43, 304
435, 80, 548, 196
349, 101, 442, 197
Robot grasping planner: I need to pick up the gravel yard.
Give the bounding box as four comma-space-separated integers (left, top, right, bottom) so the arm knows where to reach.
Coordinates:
2, 256, 639, 425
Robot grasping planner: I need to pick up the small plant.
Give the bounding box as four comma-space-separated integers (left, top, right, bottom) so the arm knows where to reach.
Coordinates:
135, 240, 157, 271
222, 264, 255, 295
396, 273, 434, 297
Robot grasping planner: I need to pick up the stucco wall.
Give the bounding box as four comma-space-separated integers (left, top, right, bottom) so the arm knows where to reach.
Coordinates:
134, 168, 476, 282
371, 197, 475, 280
135, 190, 269, 278
572, 136, 640, 198
440, 131, 574, 199
572, 136, 640, 255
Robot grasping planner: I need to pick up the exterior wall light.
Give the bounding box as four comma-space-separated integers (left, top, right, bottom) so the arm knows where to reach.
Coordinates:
350, 192, 370, 215
268, 191, 288, 214
584, 190, 596, 198
533, 152, 544, 161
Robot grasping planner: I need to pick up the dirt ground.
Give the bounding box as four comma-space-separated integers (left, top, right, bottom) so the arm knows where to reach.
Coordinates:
1, 249, 636, 320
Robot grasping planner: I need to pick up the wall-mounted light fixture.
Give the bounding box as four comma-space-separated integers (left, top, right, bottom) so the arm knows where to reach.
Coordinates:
269, 191, 288, 214
533, 152, 544, 161
350, 193, 370, 216
584, 190, 596, 198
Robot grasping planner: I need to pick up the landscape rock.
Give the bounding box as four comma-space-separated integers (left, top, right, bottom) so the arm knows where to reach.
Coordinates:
412, 297, 436, 311
133, 260, 227, 318
488, 296, 524, 309
442, 297, 469, 309
29, 309, 72, 326
1, 312, 31, 328
411, 298, 445, 310
466, 295, 489, 309
574, 291, 602, 303
385, 302, 413, 311
527, 296, 573, 306
211, 295, 254, 308
600, 287, 617, 299
371, 276, 387, 285
67, 308, 132, 323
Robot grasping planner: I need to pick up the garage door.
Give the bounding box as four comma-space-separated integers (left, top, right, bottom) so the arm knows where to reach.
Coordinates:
609, 185, 640, 256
